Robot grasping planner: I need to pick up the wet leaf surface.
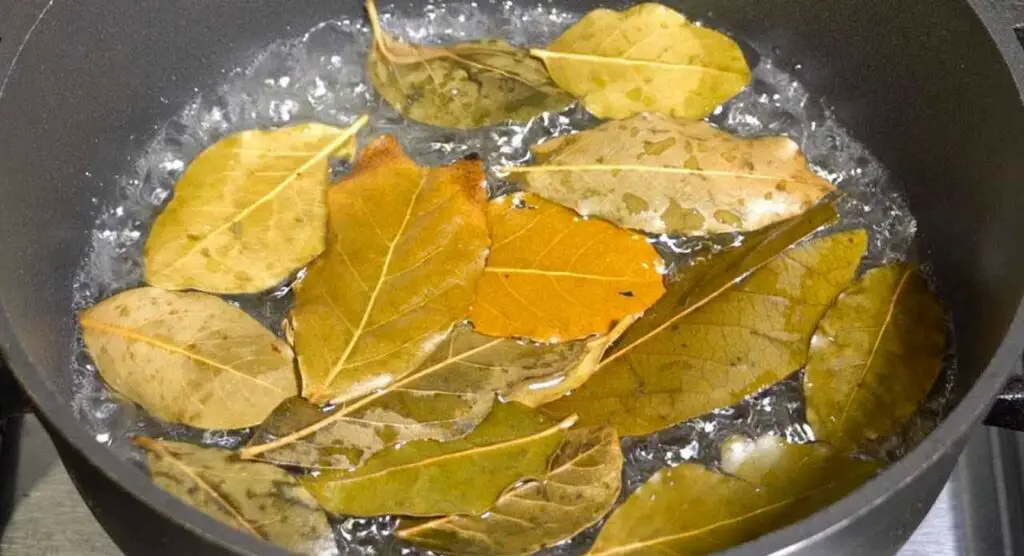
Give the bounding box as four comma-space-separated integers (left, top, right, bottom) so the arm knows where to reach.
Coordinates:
471, 192, 665, 341
509, 113, 833, 236
300, 402, 575, 516
241, 326, 593, 468
80, 287, 296, 429
532, 3, 751, 120
145, 118, 367, 294
367, 0, 572, 129
292, 135, 489, 405
135, 437, 338, 555
804, 265, 946, 452
544, 212, 866, 436
398, 426, 622, 554
590, 436, 878, 556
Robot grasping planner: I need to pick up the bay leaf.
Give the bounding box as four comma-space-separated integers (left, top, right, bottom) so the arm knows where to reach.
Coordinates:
300, 402, 576, 516
531, 3, 751, 120
398, 426, 622, 554
804, 264, 946, 452
135, 437, 338, 556
145, 117, 368, 294
590, 436, 877, 555
472, 192, 665, 342
543, 214, 866, 437
293, 134, 489, 405
366, 0, 572, 129
80, 287, 296, 429
241, 326, 595, 469
507, 113, 834, 236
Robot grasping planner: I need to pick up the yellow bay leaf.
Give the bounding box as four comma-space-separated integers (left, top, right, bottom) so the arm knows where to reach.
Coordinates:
300, 402, 575, 516
366, 0, 572, 129
398, 426, 622, 554
241, 326, 597, 469
472, 192, 665, 342
543, 207, 866, 436
293, 135, 489, 405
80, 287, 296, 429
135, 438, 337, 555
507, 113, 834, 236
145, 117, 368, 294
590, 436, 877, 555
804, 264, 947, 452
532, 3, 751, 120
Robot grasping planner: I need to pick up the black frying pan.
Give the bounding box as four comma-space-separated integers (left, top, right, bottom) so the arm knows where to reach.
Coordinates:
2, 0, 1024, 554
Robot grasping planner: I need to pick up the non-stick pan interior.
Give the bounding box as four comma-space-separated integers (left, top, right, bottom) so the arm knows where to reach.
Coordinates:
1, 0, 1023, 554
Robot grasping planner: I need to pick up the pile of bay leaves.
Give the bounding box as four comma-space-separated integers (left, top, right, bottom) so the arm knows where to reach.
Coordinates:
78, 1, 948, 554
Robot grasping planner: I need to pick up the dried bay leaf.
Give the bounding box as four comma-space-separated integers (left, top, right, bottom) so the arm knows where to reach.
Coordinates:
508, 113, 834, 236
366, 0, 572, 129
293, 134, 489, 405
590, 436, 877, 555
80, 287, 296, 429
544, 214, 866, 437
145, 117, 368, 294
241, 326, 595, 469
300, 402, 576, 516
804, 265, 946, 452
472, 192, 665, 342
135, 437, 338, 556
398, 426, 622, 554
532, 3, 751, 120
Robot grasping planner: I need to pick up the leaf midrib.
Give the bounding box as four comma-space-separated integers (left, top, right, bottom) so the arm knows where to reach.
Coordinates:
530, 48, 748, 78
484, 267, 653, 283
504, 164, 833, 190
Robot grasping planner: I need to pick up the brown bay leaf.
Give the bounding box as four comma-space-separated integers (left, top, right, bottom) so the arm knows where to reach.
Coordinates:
293, 134, 489, 405
543, 208, 866, 436
804, 264, 946, 452
135, 437, 338, 555
80, 287, 296, 429
300, 402, 576, 516
145, 117, 368, 294
507, 113, 834, 236
590, 436, 877, 555
398, 426, 622, 554
366, 0, 572, 129
241, 326, 595, 469
472, 192, 665, 342
532, 3, 751, 120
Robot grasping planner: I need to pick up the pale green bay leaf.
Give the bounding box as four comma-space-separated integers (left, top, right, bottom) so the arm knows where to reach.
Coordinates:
590, 436, 878, 555
145, 118, 366, 294
398, 427, 622, 554
544, 215, 866, 437
80, 287, 296, 430
367, 0, 572, 129
300, 402, 574, 516
135, 438, 338, 556
532, 3, 751, 120
242, 327, 589, 469
513, 113, 833, 236
804, 265, 946, 452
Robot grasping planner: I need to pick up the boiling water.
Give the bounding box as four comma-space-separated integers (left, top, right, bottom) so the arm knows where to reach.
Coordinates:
68, 1, 952, 554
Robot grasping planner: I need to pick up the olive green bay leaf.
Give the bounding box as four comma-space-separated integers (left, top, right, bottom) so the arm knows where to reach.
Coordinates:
135, 438, 338, 556
398, 426, 622, 555
509, 113, 834, 236
366, 0, 572, 129
532, 3, 751, 120
80, 287, 296, 429
293, 135, 489, 405
543, 213, 867, 437
590, 436, 878, 556
145, 117, 367, 294
300, 402, 576, 516
804, 265, 946, 452
241, 326, 593, 469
